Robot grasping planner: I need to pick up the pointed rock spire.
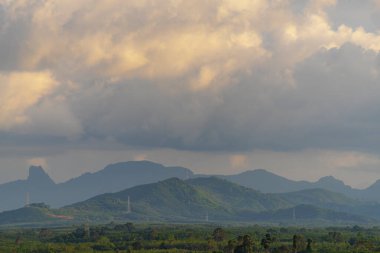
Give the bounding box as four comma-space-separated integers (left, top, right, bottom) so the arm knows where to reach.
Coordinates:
27, 166, 55, 186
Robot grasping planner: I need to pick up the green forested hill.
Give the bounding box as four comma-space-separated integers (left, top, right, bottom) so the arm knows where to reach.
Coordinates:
0, 203, 72, 225
65, 178, 232, 221
278, 188, 357, 206
62, 177, 373, 223
1, 177, 378, 225
187, 177, 291, 211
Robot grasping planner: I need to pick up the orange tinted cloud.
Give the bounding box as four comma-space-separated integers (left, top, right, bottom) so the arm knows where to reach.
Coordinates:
0, 71, 57, 130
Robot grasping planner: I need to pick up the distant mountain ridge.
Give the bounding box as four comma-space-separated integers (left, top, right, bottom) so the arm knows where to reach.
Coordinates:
0, 166, 57, 212
0, 161, 193, 212
220, 169, 380, 202
52, 161, 193, 207
221, 169, 358, 197
220, 169, 311, 193
1, 160, 380, 212
1, 176, 380, 226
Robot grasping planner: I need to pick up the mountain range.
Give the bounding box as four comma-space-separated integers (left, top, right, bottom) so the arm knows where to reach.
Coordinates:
2, 160, 380, 225
0, 161, 192, 212
0, 177, 375, 226
220, 169, 380, 201
63, 177, 376, 224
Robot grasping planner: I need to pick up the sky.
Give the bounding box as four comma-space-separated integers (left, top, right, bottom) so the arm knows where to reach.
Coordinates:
1, 0, 380, 188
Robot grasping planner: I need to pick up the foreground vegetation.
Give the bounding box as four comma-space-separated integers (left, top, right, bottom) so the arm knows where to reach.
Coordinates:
1, 223, 380, 253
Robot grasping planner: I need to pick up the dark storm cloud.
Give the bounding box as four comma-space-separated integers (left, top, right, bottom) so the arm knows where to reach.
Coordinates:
57, 44, 380, 153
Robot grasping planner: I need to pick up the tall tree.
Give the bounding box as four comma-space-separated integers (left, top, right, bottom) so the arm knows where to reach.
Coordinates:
212, 227, 226, 242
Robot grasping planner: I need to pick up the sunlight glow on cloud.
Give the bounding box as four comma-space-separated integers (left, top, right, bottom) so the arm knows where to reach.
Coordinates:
0, 71, 56, 130
1, 0, 379, 90
1, 0, 380, 154
229, 154, 249, 170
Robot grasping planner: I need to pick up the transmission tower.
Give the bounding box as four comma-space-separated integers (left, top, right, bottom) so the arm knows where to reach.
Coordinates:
127, 196, 131, 214
292, 207, 296, 221
25, 192, 30, 207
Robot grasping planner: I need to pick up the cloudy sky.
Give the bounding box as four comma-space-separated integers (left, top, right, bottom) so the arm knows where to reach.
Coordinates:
1, 0, 380, 188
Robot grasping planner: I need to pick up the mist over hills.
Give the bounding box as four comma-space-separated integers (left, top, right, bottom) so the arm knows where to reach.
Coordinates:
221, 169, 357, 195
220, 169, 380, 202
2, 160, 380, 225
0, 166, 56, 212
0, 177, 375, 226
0, 161, 193, 212
53, 161, 193, 208
52, 177, 380, 223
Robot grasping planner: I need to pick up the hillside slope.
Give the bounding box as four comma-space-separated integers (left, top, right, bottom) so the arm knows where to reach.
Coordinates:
63, 177, 372, 224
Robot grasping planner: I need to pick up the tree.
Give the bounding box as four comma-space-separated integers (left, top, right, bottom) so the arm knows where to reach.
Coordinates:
223, 240, 235, 253
132, 241, 143, 250
39, 228, 53, 240
144, 228, 159, 240
15, 235, 21, 245
125, 222, 135, 233
292, 234, 306, 253
261, 233, 273, 252
348, 237, 356, 247
327, 231, 343, 243
273, 245, 292, 253
306, 238, 313, 253
235, 235, 254, 253
72, 227, 87, 242
92, 236, 115, 251
212, 227, 226, 242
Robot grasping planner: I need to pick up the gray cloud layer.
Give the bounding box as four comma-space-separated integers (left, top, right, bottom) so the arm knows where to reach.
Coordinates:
1, 0, 380, 155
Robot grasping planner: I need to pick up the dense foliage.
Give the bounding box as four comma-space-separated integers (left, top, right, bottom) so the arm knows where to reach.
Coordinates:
2, 223, 380, 252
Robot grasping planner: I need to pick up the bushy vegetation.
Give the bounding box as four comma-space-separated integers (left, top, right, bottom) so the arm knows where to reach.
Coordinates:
2, 223, 380, 252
